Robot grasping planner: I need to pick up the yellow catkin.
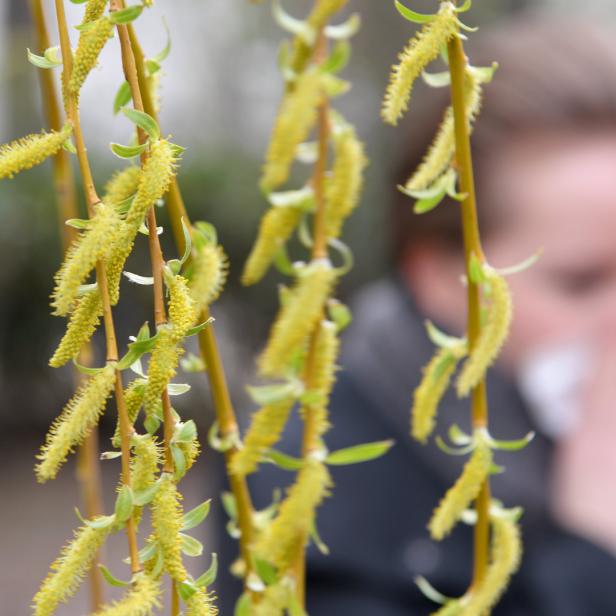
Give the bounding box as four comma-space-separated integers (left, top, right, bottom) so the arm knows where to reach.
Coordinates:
456, 272, 512, 397
168, 274, 198, 339
112, 379, 145, 447
382, 2, 459, 125
179, 436, 201, 474
432, 600, 463, 616
460, 518, 522, 615
405, 70, 483, 192
254, 460, 332, 571
324, 126, 368, 240
52, 201, 121, 316
254, 583, 290, 616
104, 165, 141, 206
33, 524, 110, 616
428, 443, 493, 541
92, 574, 161, 616
151, 473, 187, 583
82, 0, 107, 24
411, 346, 465, 444
0, 123, 72, 180
131, 434, 160, 494
241, 206, 304, 286
69, 17, 113, 95
189, 243, 228, 312
36, 363, 116, 482
231, 398, 295, 477
185, 587, 219, 616
258, 262, 337, 377
261, 69, 323, 192
49, 289, 102, 367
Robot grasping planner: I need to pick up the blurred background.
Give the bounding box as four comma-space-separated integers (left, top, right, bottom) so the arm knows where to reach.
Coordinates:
0, 0, 613, 613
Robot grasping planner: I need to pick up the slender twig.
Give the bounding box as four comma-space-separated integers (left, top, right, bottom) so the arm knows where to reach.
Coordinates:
53, 0, 141, 576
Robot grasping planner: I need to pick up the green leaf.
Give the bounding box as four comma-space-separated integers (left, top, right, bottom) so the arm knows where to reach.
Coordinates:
495, 248, 543, 277
151, 20, 172, 63
171, 444, 187, 480
136, 540, 159, 563
100, 451, 122, 460
65, 218, 90, 230
180, 353, 206, 373
185, 318, 214, 338
414, 190, 446, 214
114, 485, 134, 522
321, 40, 351, 75
253, 557, 277, 585
455, 0, 473, 12
415, 576, 450, 605
122, 107, 160, 141
468, 252, 486, 284
27, 47, 61, 69
269, 185, 314, 209
123, 271, 154, 285
180, 533, 203, 557
109, 5, 144, 25
195, 553, 218, 588
327, 299, 352, 332
133, 482, 159, 507
321, 73, 351, 98
208, 421, 238, 453
72, 359, 107, 376
145, 59, 161, 75
325, 440, 394, 465
394, 0, 436, 24
173, 420, 197, 444
234, 593, 251, 616
178, 217, 192, 268
181, 500, 211, 531
117, 330, 159, 370
328, 237, 354, 276
273, 246, 296, 276
272, 0, 316, 44
264, 449, 303, 471
324, 13, 361, 39
144, 414, 160, 435
448, 424, 472, 446
435, 437, 475, 456
110, 141, 148, 159
310, 520, 330, 555
221, 491, 237, 521
113, 81, 132, 114
422, 70, 451, 88
469, 61, 499, 84
168, 383, 191, 396
486, 431, 535, 451
424, 320, 466, 351
178, 579, 198, 601
246, 381, 300, 406
99, 564, 131, 588
69, 0, 88, 3
84, 514, 116, 529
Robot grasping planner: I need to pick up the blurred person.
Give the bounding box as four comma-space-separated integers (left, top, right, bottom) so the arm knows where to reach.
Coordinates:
220, 10, 616, 615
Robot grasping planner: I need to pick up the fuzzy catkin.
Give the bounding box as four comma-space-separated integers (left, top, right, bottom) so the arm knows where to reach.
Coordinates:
112, 379, 145, 447
189, 243, 228, 312
382, 2, 459, 125
261, 69, 323, 192
82, 0, 108, 24
428, 443, 492, 540
185, 587, 219, 616
254, 583, 290, 616
104, 165, 141, 206
69, 17, 113, 95
36, 363, 116, 482
258, 262, 337, 377
241, 205, 303, 286
231, 398, 295, 477
33, 524, 110, 616
131, 434, 160, 494
0, 123, 72, 180
254, 460, 332, 571
168, 274, 198, 339
92, 574, 161, 616
456, 272, 512, 397
178, 436, 201, 474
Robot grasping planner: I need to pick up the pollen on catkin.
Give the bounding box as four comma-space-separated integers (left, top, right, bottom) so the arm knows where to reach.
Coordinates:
168, 274, 198, 339
185, 587, 219, 616
32, 524, 110, 616
189, 243, 228, 312
324, 126, 368, 240
254, 460, 332, 571
230, 398, 295, 477
382, 2, 459, 125
412, 345, 465, 444
112, 379, 145, 447
459, 517, 522, 615
261, 69, 323, 193
36, 363, 116, 482
456, 271, 512, 397
49, 289, 102, 367
69, 16, 113, 96
52, 200, 121, 316
82, 0, 108, 24
258, 262, 337, 377
92, 573, 161, 616
131, 433, 160, 494
104, 165, 141, 207
405, 69, 483, 192
0, 123, 72, 180
428, 442, 493, 541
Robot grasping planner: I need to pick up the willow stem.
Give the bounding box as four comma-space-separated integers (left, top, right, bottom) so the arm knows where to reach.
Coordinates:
447, 34, 491, 590
53, 0, 141, 576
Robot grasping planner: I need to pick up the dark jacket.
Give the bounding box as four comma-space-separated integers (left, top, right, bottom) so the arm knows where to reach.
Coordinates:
219, 277, 616, 614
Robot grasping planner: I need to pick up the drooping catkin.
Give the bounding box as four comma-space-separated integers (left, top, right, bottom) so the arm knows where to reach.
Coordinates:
82, 0, 108, 24
432, 600, 463, 616
112, 379, 145, 447
460, 517, 522, 615
254, 460, 332, 571
258, 262, 337, 377
412, 345, 465, 444
131, 434, 160, 494
51, 201, 121, 316
261, 69, 323, 192
49, 289, 102, 367
241, 205, 303, 286
324, 126, 368, 240
36, 363, 116, 482
253, 583, 290, 616
189, 243, 228, 312
92, 573, 161, 616
185, 587, 219, 616
0, 123, 72, 180
167, 274, 198, 339
151, 473, 187, 583
230, 398, 295, 477
382, 2, 459, 125
69, 17, 113, 96
178, 435, 201, 474
456, 271, 512, 397
32, 524, 110, 616
104, 165, 141, 207
428, 443, 492, 540
405, 69, 483, 192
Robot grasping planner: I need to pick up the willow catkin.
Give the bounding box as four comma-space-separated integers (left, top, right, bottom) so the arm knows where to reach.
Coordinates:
261, 69, 323, 192
405, 69, 483, 192
254, 460, 332, 571
241, 205, 303, 286
432, 600, 463, 616
460, 517, 522, 615
131, 434, 160, 494
82, 0, 108, 24
324, 126, 368, 240
36, 363, 116, 482
69, 17, 113, 96
92, 574, 161, 616
382, 2, 459, 125
230, 398, 295, 477
104, 165, 141, 207
258, 262, 337, 377
49, 289, 102, 367
428, 443, 492, 541
185, 587, 219, 616
168, 273, 198, 338
112, 379, 145, 447
178, 435, 201, 474
253, 583, 290, 616
0, 123, 72, 180
32, 524, 110, 616
189, 243, 228, 312
411, 345, 465, 444
456, 271, 512, 397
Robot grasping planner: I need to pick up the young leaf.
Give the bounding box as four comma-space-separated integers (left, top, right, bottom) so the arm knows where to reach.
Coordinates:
181, 500, 212, 531
394, 0, 436, 24
271, 0, 316, 44
123, 271, 155, 285
325, 440, 394, 465
180, 533, 204, 557
195, 553, 218, 588
324, 13, 361, 40
122, 107, 160, 141
109, 5, 144, 25
110, 141, 148, 159
246, 381, 300, 406
27, 48, 61, 69
113, 81, 132, 114
133, 483, 160, 507
99, 565, 131, 588
173, 420, 197, 444
178, 579, 198, 601
264, 449, 304, 471
114, 485, 134, 522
